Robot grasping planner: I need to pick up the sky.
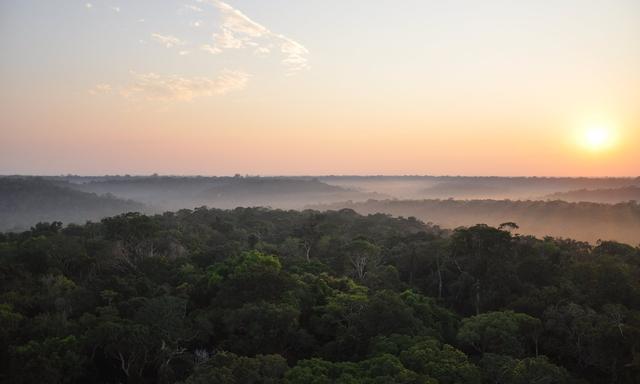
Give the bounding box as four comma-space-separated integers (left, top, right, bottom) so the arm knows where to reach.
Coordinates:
0, 0, 638, 177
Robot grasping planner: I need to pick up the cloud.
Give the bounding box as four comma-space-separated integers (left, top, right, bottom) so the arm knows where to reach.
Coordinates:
184, 4, 203, 12
111, 6, 121, 13
121, 70, 250, 101
201, 0, 309, 73
212, 0, 268, 37
85, 3, 92, 9
213, 27, 245, 49
254, 46, 270, 56
279, 35, 310, 73
89, 83, 112, 95
179, 50, 190, 56
191, 20, 203, 28
151, 33, 185, 48
201, 44, 222, 54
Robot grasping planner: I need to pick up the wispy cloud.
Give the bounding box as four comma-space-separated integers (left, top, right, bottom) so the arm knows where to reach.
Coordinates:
201, 44, 221, 54
89, 83, 112, 95
254, 46, 270, 56
121, 70, 250, 101
87, 1, 305, 101
213, 27, 244, 49
184, 4, 203, 12
151, 33, 185, 48
201, 0, 309, 73
279, 35, 310, 73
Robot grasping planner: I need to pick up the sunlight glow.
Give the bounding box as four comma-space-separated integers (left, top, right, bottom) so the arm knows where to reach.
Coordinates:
581, 125, 616, 152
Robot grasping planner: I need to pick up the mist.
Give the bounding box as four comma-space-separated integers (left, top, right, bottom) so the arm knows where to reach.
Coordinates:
2, 175, 639, 245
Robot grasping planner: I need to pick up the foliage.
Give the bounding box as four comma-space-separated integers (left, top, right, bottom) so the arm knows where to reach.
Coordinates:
0, 207, 639, 383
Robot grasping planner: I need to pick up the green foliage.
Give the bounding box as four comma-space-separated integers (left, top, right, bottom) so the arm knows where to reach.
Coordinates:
183, 351, 288, 384
457, 310, 540, 357
399, 339, 481, 384
0, 207, 638, 383
223, 301, 300, 355
9, 336, 87, 384
285, 355, 439, 384
481, 353, 571, 384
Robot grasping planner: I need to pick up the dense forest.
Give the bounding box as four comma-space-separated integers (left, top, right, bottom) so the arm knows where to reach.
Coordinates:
1, 208, 639, 383
313, 199, 640, 245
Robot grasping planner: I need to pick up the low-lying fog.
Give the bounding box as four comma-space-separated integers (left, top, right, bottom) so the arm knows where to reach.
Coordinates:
1, 175, 639, 245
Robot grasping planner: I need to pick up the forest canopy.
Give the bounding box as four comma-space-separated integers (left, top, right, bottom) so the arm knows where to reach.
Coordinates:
1, 207, 639, 383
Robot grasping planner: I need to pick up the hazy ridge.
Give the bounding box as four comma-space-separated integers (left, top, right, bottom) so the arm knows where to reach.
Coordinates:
543, 186, 640, 204
2, 175, 639, 244
0, 177, 146, 231
311, 198, 640, 245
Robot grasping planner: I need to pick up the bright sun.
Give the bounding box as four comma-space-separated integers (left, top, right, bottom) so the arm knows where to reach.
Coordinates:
581, 125, 616, 151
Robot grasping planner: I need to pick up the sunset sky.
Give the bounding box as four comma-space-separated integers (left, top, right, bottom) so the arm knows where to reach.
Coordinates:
1, 0, 638, 176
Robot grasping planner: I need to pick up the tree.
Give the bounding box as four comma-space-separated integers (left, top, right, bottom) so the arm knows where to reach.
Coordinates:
134, 296, 195, 382
183, 351, 288, 384
449, 225, 519, 315
223, 301, 300, 356
344, 239, 382, 281
9, 336, 87, 384
399, 338, 481, 384
480, 354, 571, 384
457, 311, 540, 357
213, 250, 293, 307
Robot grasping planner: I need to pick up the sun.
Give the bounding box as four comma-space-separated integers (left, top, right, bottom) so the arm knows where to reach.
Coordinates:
580, 125, 616, 151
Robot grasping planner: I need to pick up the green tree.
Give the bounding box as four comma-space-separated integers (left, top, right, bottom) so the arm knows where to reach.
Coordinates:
457, 310, 540, 357
183, 351, 288, 384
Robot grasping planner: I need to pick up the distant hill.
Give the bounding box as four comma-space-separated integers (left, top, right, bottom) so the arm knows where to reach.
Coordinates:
71, 176, 384, 210
201, 178, 383, 208
420, 181, 505, 199
6, 175, 639, 240
544, 186, 640, 204
72, 176, 222, 210
0, 177, 146, 231
47, 175, 640, 202
319, 175, 640, 199
311, 199, 640, 245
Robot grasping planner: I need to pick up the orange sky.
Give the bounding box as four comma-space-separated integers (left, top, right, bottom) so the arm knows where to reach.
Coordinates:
1, 0, 638, 176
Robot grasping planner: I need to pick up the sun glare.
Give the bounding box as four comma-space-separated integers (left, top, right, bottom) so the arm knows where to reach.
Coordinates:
581, 125, 616, 152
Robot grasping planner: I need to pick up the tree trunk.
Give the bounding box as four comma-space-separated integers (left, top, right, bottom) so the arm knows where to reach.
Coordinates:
436, 258, 443, 299
303, 241, 311, 263
409, 250, 415, 285
475, 280, 481, 315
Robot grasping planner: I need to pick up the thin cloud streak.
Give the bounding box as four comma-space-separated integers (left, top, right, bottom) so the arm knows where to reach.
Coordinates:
201, 0, 309, 73
184, 4, 203, 12
88, 83, 112, 95
121, 70, 250, 101
151, 33, 185, 48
